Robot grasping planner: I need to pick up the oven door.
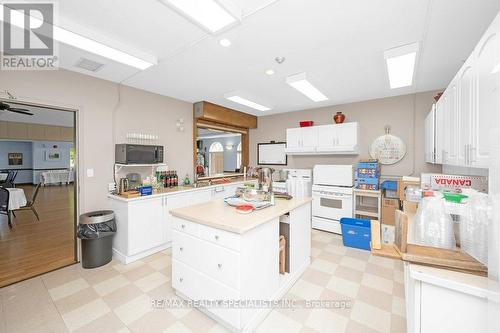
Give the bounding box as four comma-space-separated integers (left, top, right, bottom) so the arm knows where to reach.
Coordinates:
312, 189, 353, 221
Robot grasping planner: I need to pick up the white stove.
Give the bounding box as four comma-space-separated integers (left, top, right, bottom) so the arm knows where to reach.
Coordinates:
312, 165, 354, 234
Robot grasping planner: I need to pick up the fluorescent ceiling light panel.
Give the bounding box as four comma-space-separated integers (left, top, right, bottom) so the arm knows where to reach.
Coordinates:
384, 42, 419, 89
286, 72, 328, 102
225, 95, 271, 111
162, 0, 241, 34
1, 5, 156, 70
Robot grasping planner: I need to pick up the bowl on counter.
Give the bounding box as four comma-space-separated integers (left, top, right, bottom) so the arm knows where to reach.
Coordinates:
241, 189, 270, 202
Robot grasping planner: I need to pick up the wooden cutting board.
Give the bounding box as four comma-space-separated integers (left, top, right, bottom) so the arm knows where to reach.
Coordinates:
401, 244, 487, 276
120, 191, 140, 198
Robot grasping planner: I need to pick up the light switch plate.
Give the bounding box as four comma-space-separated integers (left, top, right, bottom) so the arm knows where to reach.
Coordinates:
86, 168, 94, 177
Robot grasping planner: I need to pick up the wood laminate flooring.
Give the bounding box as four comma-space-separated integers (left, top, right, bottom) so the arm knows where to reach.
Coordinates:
0, 184, 76, 287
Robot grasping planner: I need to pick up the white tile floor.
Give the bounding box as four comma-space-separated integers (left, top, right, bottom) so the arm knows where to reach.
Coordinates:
0, 230, 406, 333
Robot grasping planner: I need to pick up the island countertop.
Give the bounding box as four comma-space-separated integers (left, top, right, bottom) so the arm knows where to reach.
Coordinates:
169, 197, 312, 234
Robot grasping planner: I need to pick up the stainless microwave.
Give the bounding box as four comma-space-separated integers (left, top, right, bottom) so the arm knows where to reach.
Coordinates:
115, 144, 164, 164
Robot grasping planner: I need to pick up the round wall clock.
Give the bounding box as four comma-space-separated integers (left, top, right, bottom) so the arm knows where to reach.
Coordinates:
369, 127, 406, 165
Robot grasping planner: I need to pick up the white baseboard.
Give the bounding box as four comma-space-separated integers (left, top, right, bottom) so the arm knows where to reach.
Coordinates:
112, 242, 171, 264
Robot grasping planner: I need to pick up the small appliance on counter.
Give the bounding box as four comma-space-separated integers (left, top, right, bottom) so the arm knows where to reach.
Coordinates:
312, 165, 354, 234
272, 169, 312, 199
115, 144, 164, 164
118, 178, 130, 194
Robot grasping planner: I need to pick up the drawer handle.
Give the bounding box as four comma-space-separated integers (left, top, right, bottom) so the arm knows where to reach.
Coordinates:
214, 235, 219, 241
179, 277, 183, 283
179, 247, 183, 252
217, 263, 222, 269
181, 224, 186, 229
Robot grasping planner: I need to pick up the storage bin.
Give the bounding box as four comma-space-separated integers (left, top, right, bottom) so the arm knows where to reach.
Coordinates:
340, 218, 372, 251
381, 180, 398, 190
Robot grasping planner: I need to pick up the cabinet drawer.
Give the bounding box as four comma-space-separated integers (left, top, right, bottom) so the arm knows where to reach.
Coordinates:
199, 224, 241, 251
171, 216, 199, 237
172, 231, 202, 267
201, 244, 240, 290
172, 259, 241, 329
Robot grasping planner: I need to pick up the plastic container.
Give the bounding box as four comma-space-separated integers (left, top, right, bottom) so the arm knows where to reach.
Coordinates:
299, 121, 314, 127
381, 180, 398, 190
340, 218, 372, 250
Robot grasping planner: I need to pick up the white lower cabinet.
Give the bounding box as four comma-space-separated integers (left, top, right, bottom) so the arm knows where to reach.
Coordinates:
128, 197, 166, 255
404, 263, 488, 333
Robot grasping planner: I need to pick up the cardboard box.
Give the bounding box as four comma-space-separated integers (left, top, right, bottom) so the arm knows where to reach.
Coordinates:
381, 198, 399, 226
370, 219, 382, 250
398, 178, 420, 201
403, 201, 418, 214
420, 173, 488, 193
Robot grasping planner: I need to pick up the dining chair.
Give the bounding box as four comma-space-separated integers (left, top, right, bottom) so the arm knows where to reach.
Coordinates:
2, 170, 18, 188
12, 183, 41, 221
0, 187, 12, 228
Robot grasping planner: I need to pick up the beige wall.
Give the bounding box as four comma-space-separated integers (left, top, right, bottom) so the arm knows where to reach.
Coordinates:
0, 69, 193, 213
250, 91, 443, 177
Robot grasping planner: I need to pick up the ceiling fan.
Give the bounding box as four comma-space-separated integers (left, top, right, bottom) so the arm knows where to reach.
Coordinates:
0, 101, 33, 115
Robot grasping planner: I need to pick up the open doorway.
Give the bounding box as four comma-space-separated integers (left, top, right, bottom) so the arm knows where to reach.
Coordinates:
0, 100, 77, 287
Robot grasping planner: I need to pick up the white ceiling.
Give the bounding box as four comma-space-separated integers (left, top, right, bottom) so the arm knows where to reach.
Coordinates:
53, 0, 500, 115
0, 102, 75, 127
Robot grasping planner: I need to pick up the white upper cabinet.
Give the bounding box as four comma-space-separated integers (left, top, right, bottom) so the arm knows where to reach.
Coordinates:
457, 57, 475, 166
425, 105, 435, 163
474, 22, 500, 168
286, 123, 359, 155
434, 98, 445, 164
428, 11, 500, 169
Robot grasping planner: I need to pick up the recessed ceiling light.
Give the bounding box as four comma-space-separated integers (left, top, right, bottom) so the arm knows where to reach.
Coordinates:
225, 95, 271, 111
1, 6, 156, 70
161, 0, 241, 34
286, 72, 328, 102
219, 38, 231, 47
384, 42, 420, 89
265, 69, 275, 75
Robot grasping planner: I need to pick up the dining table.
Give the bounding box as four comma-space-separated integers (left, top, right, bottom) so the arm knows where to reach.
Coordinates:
6, 188, 27, 210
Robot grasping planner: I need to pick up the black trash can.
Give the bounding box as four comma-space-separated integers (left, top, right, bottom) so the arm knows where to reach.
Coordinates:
77, 210, 116, 268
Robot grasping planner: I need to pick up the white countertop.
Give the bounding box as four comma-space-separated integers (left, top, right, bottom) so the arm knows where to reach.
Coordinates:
408, 263, 490, 298
170, 197, 312, 234
107, 178, 257, 202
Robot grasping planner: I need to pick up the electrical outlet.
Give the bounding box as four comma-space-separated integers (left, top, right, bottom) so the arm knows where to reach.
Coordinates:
108, 183, 116, 192
86, 168, 94, 177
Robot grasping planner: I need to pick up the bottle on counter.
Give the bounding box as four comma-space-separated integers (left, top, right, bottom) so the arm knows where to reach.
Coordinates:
173, 171, 178, 187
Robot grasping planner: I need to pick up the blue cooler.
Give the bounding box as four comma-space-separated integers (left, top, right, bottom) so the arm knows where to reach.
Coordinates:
340, 218, 372, 250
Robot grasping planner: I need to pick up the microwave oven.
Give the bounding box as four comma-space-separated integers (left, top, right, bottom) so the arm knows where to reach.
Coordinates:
115, 144, 164, 164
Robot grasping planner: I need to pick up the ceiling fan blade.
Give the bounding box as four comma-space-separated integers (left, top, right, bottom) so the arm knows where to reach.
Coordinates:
7, 108, 33, 115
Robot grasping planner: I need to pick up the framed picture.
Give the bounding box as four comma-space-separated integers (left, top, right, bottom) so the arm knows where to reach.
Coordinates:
8, 153, 23, 165
46, 149, 61, 161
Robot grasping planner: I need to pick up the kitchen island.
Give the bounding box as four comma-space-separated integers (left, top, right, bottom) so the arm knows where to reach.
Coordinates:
108, 178, 257, 264
169, 197, 312, 332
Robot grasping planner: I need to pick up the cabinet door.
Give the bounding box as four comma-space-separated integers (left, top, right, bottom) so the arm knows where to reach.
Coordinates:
475, 29, 500, 168
129, 198, 165, 255
425, 106, 435, 163
336, 122, 358, 149
286, 128, 302, 149
300, 126, 318, 149
434, 99, 445, 164
446, 81, 459, 165
317, 125, 337, 150
457, 59, 475, 166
